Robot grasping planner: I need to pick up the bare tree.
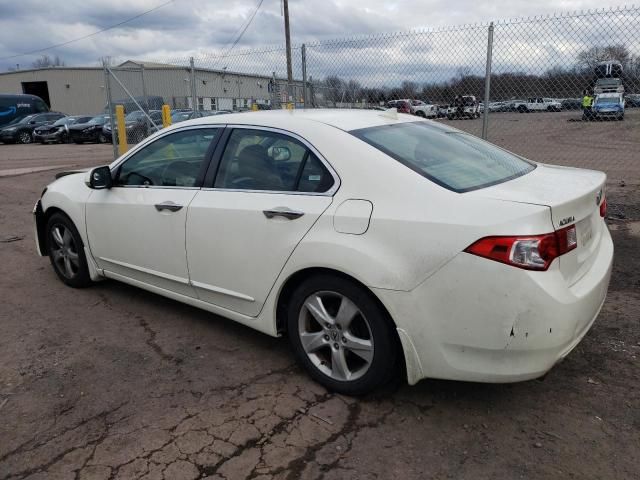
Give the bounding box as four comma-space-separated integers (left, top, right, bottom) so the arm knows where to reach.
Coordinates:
576, 45, 631, 72
32, 55, 65, 68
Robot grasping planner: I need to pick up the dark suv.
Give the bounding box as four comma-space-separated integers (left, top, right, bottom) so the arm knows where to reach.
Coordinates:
0, 112, 66, 144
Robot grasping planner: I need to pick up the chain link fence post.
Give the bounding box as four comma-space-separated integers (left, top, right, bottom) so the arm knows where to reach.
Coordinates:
302, 44, 308, 108
102, 60, 118, 159
140, 64, 148, 112
482, 22, 494, 140
190, 57, 197, 111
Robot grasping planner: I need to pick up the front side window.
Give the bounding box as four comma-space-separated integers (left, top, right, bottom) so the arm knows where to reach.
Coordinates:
214, 129, 334, 193
115, 128, 219, 187
351, 122, 535, 193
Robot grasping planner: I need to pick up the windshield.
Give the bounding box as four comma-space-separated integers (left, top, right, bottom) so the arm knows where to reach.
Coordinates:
88, 115, 106, 125
171, 111, 192, 122
597, 78, 621, 86
126, 111, 145, 121
6, 114, 36, 126
596, 96, 620, 105
351, 122, 535, 193
53, 117, 72, 126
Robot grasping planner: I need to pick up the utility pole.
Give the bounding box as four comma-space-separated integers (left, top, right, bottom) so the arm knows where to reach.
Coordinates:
283, 0, 293, 84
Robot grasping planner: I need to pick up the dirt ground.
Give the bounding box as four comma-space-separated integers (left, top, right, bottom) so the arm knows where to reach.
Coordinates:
0, 111, 639, 480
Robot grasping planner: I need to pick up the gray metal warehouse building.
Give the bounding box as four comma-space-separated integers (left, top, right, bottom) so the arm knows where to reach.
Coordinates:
0, 61, 296, 115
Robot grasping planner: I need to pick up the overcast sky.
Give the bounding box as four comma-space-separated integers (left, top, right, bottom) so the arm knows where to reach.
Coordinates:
0, 0, 623, 72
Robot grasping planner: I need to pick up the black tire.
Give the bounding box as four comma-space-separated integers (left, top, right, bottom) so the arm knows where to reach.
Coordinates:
97, 133, 107, 144
517, 105, 527, 113
73, 140, 83, 144
287, 274, 399, 395
415, 111, 426, 118
45, 213, 93, 288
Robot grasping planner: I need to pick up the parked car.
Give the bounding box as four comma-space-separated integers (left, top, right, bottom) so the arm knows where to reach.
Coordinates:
0, 94, 49, 128
625, 94, 640, 108
103, 110, 163, 144
33, 115, 94, 144
170, 110, 231, 124
104, 96, 165, 114
561, 98, 582, 111
593, 77, 624, 95
409, 100, 438, 118
386, 99, 412, 114
33, 110, 612, 395
590, 93, 625, 121
0, 112, 66, 144
488, 101, 509, 112
513, 98, 562, 113
446, 95, 480, 119
68, 115, 110, 144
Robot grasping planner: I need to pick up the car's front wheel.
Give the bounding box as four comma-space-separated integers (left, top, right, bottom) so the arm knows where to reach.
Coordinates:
17, 130, 33, 144
46, 213, 93, 288
287, 274, 398, 395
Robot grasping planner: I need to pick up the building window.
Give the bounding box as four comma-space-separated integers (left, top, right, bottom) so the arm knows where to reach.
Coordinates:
211, 98, 217, 110
198, 97, 204, 111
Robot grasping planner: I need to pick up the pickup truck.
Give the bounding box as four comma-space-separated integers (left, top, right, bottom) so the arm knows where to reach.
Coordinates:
512, 97, 562, 113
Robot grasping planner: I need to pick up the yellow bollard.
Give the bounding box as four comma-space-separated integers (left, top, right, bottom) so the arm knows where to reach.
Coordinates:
162, 104, 171, 128
286, 102, 294, 110
115, 105, 127, 155
251, 103, 258, 111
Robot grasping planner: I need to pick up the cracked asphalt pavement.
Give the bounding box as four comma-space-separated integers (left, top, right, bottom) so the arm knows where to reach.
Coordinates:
1, 122, 639, 480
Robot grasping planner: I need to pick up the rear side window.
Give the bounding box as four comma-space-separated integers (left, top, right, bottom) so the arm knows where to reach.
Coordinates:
214, 129, 334, 193
351, 122, 535, 193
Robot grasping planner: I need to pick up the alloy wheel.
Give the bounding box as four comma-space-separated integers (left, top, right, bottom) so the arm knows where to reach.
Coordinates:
50, 224, 80, 279
19, 131, 32, 144
298, 291, 374, 382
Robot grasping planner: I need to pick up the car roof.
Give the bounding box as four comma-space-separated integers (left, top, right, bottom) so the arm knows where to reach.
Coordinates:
174, 108, 432, 132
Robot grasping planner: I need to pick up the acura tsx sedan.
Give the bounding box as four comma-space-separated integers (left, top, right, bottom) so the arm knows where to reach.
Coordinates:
33, 109, 613, 395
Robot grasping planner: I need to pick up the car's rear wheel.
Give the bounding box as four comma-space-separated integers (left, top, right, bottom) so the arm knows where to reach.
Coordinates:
46, 213, 92, 288
97, 132, 107, 143
18, 130, 32, 144
415, 111, 425, 118
287, 274, 398, 395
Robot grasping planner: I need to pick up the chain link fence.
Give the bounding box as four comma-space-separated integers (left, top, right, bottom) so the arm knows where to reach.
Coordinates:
102, 5, 639, 166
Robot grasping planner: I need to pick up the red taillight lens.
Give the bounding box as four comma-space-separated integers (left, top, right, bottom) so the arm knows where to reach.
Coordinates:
464, 225, 577, 271
600, 196, 607, 217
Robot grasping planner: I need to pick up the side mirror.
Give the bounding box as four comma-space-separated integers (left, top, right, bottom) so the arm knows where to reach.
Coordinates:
86, 166, 113, 189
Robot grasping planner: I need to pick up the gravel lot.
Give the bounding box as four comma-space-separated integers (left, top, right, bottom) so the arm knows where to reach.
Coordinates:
1, 111, 639, 479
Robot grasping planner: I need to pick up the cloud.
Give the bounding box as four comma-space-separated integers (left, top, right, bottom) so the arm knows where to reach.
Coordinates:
0, 0, 637, 90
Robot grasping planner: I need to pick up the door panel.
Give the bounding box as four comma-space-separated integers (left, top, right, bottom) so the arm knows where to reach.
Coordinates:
186, 191, 332, 316
86, 188, 198, 296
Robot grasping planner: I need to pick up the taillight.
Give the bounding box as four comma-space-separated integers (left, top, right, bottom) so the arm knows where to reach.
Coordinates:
600, 196, 607, 217
464, 225, 577, 271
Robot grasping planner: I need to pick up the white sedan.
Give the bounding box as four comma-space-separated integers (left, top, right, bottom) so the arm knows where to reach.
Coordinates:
34, 109, 613, 395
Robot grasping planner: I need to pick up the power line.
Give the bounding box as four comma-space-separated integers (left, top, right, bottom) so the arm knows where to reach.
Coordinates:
0, 0, 174, 61
222, 0, 265, 58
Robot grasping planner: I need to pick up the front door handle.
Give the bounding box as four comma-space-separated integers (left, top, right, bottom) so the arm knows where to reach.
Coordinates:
263, 207, 305, 220
155, 201, 183, 212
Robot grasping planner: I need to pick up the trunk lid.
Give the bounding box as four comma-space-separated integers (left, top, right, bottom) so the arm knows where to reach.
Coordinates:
470, 164, 606, 285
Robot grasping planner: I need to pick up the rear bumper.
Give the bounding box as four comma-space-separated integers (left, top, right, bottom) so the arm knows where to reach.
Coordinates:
375, 225, 614, 385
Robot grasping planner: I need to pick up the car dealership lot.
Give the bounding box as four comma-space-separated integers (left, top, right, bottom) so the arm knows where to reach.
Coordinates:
1, 113, 639, 479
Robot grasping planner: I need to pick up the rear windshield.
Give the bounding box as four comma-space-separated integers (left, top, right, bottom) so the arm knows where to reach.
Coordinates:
351, 122, 535, 193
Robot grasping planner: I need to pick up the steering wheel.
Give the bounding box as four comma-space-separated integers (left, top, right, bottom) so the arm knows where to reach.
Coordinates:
120, 171, 154, 186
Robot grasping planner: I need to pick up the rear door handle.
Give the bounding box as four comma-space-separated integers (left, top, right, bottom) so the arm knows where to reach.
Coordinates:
155, 201, 183, 212
263, 207, 305, 220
